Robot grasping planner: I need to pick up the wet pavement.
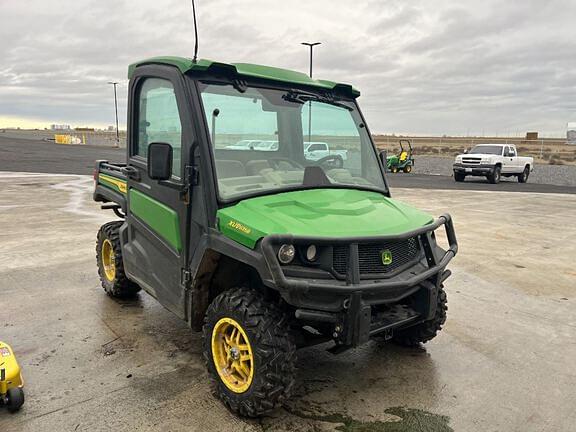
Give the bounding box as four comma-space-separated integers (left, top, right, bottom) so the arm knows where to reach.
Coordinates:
1, 172, 575, 431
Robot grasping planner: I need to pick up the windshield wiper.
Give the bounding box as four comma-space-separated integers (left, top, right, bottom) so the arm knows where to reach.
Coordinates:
282, 90, 353, 111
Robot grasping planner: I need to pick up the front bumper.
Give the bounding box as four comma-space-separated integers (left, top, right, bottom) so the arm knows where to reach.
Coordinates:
453, 163, 494, 175
260, 214, 458, 346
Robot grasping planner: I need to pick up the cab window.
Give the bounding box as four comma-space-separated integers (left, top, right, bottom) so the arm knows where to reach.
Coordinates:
135, 78, 182, 177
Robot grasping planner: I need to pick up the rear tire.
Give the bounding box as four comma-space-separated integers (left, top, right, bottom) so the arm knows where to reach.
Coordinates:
96, 221, 140, 298
518, 166, 530, 183
393, 286, 447, 347
7, 388, 24, 412
488, 165, 501, 184
403, 165, 412, 173
454, 172, 465, 182
203, 287, 296, 417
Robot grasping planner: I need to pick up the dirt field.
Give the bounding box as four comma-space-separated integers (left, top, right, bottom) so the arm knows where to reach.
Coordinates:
373, 135, 576, 166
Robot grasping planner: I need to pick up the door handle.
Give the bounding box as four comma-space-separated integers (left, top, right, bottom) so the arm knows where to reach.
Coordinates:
121, 166, 141, 181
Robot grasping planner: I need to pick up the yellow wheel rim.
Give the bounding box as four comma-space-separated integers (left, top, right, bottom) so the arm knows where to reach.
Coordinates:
211, 317, 254, 393
101, 239, 116, 281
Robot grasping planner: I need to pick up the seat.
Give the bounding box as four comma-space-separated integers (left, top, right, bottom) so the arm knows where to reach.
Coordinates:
246, 160, 271, 176
216, 160, 246, 178
399, 151, 408, 162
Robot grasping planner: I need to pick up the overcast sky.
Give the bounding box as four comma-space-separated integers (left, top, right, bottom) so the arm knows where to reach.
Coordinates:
1, 0, 575, 136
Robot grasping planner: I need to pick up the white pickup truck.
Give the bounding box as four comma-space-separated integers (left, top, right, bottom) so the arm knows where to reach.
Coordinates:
453, 144, 533, 184
304, 142, 348, 162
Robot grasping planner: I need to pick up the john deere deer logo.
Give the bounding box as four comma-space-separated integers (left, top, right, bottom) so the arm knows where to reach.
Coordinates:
381, 249, 393, 265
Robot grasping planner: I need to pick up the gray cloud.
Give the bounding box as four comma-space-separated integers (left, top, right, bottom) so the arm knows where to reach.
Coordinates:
0, 0, 574, 135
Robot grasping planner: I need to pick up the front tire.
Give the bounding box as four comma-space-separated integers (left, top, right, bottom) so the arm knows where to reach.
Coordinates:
454, 172, 465, 182
203, 287, 296, 417
96, 221, 140, 298
7, 388, 24, 412
390, 166, 399, 173
518, 166, 530, 183
393, 286, 447, 347
488, 165, 501, 184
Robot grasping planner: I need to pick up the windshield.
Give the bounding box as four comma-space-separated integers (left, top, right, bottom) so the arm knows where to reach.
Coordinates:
199, 83, 386, 200
469, 145, 503, 155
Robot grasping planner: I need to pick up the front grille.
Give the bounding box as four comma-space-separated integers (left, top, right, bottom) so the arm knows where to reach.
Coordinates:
462, 157, 481, 165
332, 237, 421, 276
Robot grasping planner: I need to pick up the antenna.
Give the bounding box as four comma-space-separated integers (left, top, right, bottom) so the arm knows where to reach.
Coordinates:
191, 0, 199, 63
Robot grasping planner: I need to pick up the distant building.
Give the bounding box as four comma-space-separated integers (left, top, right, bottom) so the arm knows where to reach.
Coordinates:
50, 124, 71, 130
107, 125, 115, 131
567, 123, 576, 145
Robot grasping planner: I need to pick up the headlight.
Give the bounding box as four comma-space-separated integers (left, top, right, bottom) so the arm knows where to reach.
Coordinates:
278, 244, 296, 264
455, 156, 462, 163
305, 245, 317, 261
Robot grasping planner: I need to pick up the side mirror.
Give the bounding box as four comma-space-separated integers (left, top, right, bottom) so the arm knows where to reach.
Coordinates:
147, 142, 173, 181
379, 149, 388, 166
463, 148, 468, 154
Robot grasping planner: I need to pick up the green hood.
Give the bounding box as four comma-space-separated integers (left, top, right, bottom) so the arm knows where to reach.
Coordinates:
217, 189, 434, 249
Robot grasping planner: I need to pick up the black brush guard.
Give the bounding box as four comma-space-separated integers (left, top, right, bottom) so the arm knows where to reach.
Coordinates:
260, 214, 458, 347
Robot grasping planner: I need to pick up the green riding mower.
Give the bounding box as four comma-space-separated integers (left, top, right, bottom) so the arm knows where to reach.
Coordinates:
387, 139, 414, 173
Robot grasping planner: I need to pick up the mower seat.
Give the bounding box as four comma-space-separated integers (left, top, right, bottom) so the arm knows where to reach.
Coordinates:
399, 151, 408, 162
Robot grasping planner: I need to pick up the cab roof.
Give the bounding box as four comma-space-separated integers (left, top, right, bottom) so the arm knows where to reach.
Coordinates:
128, 56, 360, 98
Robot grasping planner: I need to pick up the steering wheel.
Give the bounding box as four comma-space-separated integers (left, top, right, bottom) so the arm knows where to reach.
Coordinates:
268, 157, 305, 170
315, 154, 344, 169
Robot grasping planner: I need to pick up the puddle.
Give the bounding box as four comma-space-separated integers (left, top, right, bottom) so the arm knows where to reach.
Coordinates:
282, 406, 453, 432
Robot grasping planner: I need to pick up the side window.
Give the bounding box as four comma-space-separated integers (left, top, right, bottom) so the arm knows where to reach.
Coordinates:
308, 143, 326, 152
503, 146, 509, 156
135, 78, 182, 177
509, 146, 516, 157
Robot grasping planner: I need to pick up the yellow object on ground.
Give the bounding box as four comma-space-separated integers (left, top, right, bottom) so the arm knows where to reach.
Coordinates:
0, 341, 24, 412
54, 134, 82, 144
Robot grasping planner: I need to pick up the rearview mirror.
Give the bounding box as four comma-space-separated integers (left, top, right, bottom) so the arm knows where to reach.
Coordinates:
147, 142, 173, 181
379, 150, 388, 166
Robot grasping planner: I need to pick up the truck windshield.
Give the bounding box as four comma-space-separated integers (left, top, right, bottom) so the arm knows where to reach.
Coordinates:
199, 82, 386, 200
469, 145, 503, 155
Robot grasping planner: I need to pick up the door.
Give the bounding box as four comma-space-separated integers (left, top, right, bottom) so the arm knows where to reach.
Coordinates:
507, 145, 520, 171
122, 69, 191, 318
501, 145, 514, 173
305, 143, 329, 161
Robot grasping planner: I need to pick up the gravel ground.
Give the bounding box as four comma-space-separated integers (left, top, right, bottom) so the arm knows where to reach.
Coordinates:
413, 156, 576, 187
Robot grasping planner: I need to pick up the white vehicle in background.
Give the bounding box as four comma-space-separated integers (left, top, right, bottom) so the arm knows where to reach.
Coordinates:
453, 144, 533, 184
304, 142, 348, 163
254, 140, 279, 151
225, 140, 262, 150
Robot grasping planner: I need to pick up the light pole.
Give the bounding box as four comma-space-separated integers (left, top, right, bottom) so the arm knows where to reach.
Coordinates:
301, 42, 321, 143
108, 81, 120, 147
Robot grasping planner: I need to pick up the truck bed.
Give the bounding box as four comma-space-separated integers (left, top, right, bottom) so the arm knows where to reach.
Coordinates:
93, 160, 128, 211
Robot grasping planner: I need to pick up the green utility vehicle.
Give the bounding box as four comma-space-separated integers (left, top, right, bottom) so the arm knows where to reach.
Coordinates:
93, 56, 458, 417
387, 139, 414, 173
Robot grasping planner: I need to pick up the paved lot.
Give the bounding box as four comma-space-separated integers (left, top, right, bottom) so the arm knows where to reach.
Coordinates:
0, 136, 124, 175
2, 136, 575, 194
1, 172, 575, 431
